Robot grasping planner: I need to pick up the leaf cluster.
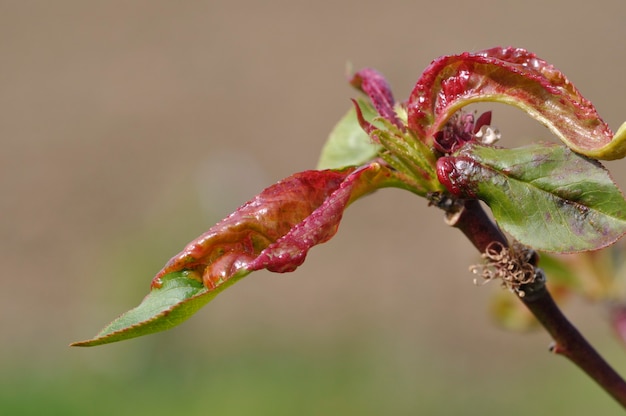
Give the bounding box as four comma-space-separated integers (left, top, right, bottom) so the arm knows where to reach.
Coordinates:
73, 47, 626, 347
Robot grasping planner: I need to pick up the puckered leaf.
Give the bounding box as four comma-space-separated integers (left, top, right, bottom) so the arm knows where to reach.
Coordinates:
72, 163, 413, 346
407, 47, 626, 160
151, 163, 412, 288
437, 142, 626, 252
317, 99, 381, 169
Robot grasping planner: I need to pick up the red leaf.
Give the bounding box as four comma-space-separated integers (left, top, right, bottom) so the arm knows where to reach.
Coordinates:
351, 98, 377, 137
152, 163, 403, 289
407, 47, 624, 159
350, 68, 403, 130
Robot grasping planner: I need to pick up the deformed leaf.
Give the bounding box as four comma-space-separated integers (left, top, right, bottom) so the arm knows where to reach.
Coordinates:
73, 163, 412, 346
437, 142, 626, 252
152, 162, 411, 289
151, 168, 355, 289
407, 47, 626, 160
317, 99, 382, 169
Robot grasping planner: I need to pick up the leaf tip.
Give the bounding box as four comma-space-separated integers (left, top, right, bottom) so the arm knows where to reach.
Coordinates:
595, 121, 626, 160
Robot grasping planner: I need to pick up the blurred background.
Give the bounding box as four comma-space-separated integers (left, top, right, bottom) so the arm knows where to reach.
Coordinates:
3, 0, 626, 414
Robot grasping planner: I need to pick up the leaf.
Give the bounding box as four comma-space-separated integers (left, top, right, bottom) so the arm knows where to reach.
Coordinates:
437, 142, 626, 252
152, 163, 412, 287
317, 99, 381, 169
70, 271, 245, 347
73, 163, 412, 346
407, 47, 626, 160
349, 68, 403, 129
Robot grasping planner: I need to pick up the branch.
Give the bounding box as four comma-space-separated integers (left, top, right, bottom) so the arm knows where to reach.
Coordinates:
441, 198, 626, 409
523, 281, 626, 407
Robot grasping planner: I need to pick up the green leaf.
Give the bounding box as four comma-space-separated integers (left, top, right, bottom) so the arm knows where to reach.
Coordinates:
71, 271, 248, 346
317, 99, 381, 169
437, 142, 626, 252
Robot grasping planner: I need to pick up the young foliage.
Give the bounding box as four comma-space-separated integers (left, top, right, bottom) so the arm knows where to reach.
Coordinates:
73, 46, 626, 347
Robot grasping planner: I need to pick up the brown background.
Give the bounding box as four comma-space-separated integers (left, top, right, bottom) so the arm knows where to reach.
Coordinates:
2, 0, 626, 414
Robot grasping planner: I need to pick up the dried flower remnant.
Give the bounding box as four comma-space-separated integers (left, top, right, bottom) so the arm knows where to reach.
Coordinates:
470, 241, 539, 297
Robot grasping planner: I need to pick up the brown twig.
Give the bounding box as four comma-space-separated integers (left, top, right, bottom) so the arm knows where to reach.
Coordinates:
523, 281, 626, 407
441, 198, 626, 409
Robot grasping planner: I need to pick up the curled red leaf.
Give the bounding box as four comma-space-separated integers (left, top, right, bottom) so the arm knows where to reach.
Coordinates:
152, 169, 352, 289
407, 47, 625, 160
152, 163, 405, 290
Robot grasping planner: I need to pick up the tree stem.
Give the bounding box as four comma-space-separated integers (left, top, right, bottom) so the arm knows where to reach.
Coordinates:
523, 284, 626, 407
444, 198, 626, 409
